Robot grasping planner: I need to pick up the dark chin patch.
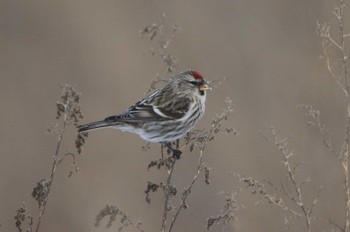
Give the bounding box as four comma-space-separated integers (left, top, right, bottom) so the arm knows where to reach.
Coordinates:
199, 90, 205, 96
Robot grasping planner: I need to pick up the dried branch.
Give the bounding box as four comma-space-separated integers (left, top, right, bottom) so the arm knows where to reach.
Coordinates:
318, 1, 350, 231
205, 189, 243, 232
34, 84, 86, 232
298, 104, 335, 155
235, 174, 302, 218
140, 14, 181, 74
262, 127, 316, 232
14, 203, 33, 232
14, 84, 87, 232
167, 149, 204, 232
161, 157, 177, 232
95, 205, 144, 232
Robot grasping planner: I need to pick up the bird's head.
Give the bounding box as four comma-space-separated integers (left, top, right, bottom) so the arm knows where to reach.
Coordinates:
173, 70, 211, 96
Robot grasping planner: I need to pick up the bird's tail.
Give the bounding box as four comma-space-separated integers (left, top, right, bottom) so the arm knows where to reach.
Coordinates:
77, 120, 113, 132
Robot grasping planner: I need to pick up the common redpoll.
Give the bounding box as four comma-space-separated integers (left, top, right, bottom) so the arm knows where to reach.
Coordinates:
78, 70, 211, 158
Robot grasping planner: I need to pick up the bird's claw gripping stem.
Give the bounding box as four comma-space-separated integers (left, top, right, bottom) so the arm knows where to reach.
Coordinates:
172, 149, 182, 159
163, 142, 182, 159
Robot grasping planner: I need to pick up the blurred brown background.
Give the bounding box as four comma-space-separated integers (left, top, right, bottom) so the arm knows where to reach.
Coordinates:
0, 0, 348, 231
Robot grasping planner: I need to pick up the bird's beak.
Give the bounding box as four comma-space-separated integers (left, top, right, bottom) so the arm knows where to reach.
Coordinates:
199, 83, 212, 91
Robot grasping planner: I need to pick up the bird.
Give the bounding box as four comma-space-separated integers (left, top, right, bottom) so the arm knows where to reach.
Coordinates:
77, 70, 211, 158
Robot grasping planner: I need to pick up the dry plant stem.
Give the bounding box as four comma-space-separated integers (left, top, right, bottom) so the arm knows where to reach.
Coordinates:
268, 129, 312, 232
35, 119, 68, 232
94, 205, 144, 231
334, 1, 350, 231
319, 1, 350, 230
337, 1, 350, 230
344, 115, 350, 232
140, 15, 180, 74
160, 158, 177, 232
22, 84, 85, 232
167, 148, 205, 232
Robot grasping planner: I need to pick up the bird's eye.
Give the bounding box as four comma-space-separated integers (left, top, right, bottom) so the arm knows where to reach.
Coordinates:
188, 81, 200, 86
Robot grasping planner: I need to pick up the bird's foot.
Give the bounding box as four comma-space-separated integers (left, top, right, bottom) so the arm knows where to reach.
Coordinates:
163, 142, 182, 159
172, 149, 182, 159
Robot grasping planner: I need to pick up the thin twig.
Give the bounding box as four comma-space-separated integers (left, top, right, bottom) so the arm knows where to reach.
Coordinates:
35, 119, 67, 232
264, 128, 314, 232
160, 158, 177, 232
32, 84, 84, 232
167, 148, 205, 232
334, 1, 350, 231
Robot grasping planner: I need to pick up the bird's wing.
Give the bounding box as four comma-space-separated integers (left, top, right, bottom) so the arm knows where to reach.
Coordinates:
149, 94, 192, 120
105, 92, 191, 123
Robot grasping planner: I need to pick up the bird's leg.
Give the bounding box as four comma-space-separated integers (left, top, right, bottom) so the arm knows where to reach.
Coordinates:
175, 139, 179, 150
163, 142, 182, 159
